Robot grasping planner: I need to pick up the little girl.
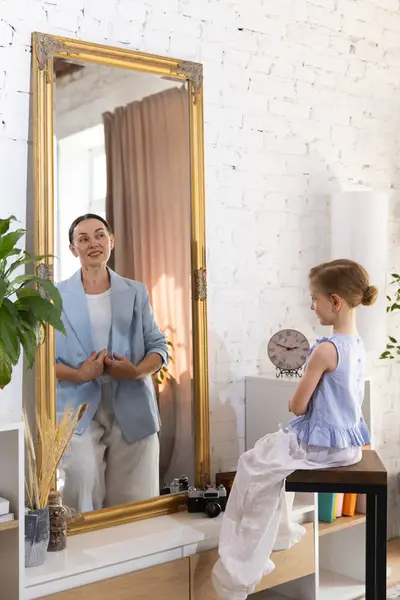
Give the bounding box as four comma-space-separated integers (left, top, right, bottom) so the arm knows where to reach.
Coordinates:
212, 259, 377, 600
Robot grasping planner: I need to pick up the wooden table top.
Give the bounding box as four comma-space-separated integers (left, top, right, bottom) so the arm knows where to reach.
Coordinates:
286, 449, 387, 487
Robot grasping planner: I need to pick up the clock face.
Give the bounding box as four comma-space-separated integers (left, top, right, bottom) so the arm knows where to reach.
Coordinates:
268, 329, 310, 371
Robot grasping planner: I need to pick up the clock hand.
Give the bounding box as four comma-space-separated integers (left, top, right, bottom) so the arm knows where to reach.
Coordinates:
277, 344, 300, 351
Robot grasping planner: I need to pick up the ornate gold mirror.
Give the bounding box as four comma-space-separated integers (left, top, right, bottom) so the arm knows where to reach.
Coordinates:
31, 32, 209, 533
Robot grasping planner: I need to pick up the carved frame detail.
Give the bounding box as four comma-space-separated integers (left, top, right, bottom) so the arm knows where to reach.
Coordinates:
173, 62, 203, 105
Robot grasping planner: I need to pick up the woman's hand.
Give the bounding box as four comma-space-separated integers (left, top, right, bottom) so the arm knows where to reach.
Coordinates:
78, 350, 107, 382
104, 353, 140, 380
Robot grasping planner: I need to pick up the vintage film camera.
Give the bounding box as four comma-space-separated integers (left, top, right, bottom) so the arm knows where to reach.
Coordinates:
160, 475, 189, 496
187, 484, 227, 518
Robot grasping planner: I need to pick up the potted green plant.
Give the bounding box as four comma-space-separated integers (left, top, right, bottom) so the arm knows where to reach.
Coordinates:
0, 215, 65, 387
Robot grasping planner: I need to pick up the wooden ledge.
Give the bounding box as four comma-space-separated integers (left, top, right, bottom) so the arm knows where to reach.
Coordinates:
286, 449, 387, 487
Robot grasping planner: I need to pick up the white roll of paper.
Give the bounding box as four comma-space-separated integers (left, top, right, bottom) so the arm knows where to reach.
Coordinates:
330, 191, 388, 355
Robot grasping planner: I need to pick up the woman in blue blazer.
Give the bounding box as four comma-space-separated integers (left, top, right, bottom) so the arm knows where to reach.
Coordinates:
56, 213, 168, 512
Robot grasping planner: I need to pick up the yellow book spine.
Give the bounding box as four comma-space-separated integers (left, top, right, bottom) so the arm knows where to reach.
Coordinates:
333, 494, 338, 520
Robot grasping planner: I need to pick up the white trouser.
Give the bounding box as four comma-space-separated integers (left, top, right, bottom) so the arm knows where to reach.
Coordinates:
212, 429, 362, 600
61, 383, 160, 513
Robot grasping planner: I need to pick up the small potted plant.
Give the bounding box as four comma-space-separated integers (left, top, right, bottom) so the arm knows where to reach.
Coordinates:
24, 404, 88, 567
0, 215, 66, 387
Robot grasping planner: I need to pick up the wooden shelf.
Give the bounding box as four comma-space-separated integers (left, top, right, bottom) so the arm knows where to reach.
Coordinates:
254, 590, 291, 599
319, 569, 364, 600
319, 514, 366, 537
0, 520, 18, 533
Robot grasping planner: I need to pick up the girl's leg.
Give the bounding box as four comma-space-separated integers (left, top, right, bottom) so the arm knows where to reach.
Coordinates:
273, 490, 306, 552
304, 443, 362, 468
212, 430, 303, 600
212, 432, 362, 600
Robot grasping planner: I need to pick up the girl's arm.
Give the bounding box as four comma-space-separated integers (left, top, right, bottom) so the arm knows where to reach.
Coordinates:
289, 342, 338, 416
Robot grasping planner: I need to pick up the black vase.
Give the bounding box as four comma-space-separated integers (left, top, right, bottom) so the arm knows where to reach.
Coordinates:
25, 507, 50, 567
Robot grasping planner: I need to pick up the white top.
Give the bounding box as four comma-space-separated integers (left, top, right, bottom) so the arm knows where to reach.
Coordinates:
86, 289, 112, 384
86, 289, 112, 352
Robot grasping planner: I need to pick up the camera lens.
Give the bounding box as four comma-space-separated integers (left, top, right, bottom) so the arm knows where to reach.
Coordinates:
205, 501, 221, 518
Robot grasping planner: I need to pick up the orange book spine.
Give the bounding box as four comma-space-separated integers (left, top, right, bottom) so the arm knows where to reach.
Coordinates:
342, 493, 357, 517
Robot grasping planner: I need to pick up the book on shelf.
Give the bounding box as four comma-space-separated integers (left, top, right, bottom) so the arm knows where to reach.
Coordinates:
342, 493, 357, 517
356, 494, 366, 514
0, 512, 14, 523
333, 493, 338, 520
336, 493, 344, 518
318, 493, 337, 522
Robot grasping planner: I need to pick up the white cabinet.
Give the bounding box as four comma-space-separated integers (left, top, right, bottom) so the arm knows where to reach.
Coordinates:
0, 421, 24, 600
245, 376, 372, 451
245, 376, 372, 600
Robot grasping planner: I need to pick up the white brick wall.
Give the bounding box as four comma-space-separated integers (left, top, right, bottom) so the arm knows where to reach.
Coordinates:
1, 0, 400, 535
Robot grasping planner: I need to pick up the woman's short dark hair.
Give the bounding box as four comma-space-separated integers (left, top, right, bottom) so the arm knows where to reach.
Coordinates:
68, 214, 112, 244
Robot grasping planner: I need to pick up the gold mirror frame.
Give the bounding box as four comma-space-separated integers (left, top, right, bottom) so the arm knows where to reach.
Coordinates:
31, 32, 210, 534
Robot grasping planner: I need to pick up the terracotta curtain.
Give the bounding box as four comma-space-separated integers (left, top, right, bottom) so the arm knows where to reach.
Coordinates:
103, 86, 193, 485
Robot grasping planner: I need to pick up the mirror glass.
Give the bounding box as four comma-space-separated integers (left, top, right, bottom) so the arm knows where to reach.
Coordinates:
53, 58, 193, 513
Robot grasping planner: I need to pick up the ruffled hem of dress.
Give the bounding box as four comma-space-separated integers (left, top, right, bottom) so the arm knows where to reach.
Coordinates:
286, 418, 370, 449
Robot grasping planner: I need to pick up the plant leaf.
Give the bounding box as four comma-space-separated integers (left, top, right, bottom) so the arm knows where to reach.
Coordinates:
0, 299, 21, 364
12, 275, 62, 312
36, 278, 62, 312
0, 342, 12, 386
389, 336, 398, 344
4, 254, 34, 279
0, 229, 25, 261
15, 295, 66, 334
17, 308, 39, 328
18, 324, 38, 368
2, 250, 53, 279
0, 277, 7, 309
0, 216, 17, 236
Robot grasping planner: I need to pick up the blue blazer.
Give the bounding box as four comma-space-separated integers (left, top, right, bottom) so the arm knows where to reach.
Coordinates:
55, 269, 168, 443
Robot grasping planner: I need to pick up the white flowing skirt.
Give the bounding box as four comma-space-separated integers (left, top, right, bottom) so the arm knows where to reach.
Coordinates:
212, 429, 362, 600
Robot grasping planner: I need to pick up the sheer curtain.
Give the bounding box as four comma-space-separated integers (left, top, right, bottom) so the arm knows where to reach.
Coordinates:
103, 86, 193, 484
